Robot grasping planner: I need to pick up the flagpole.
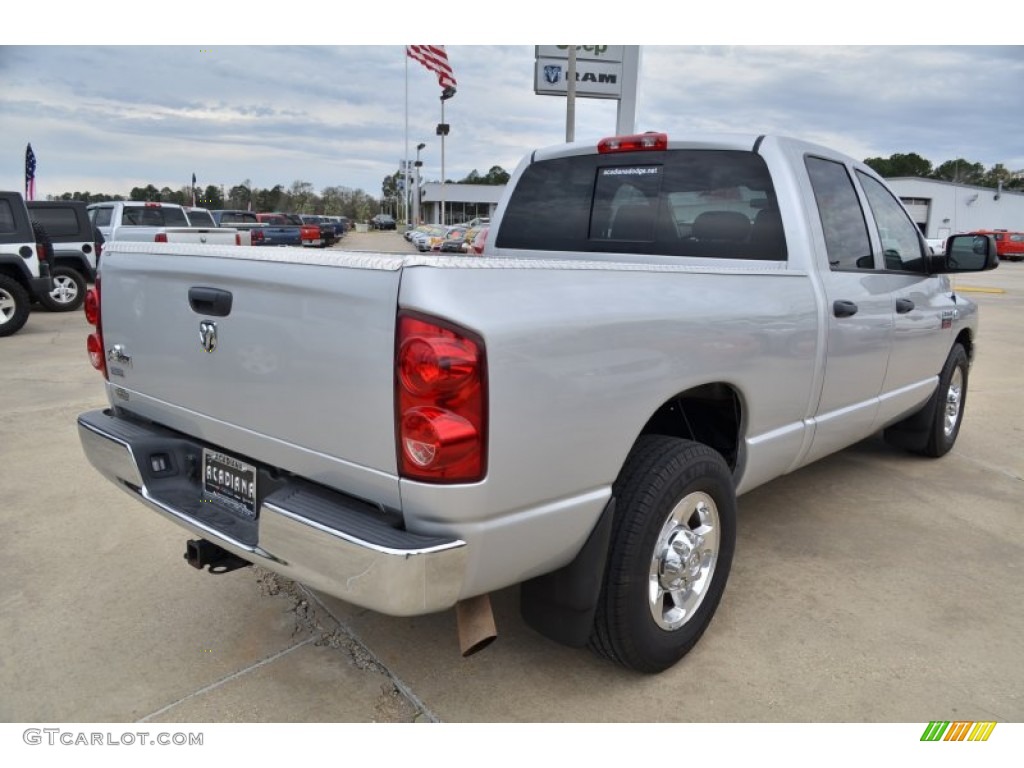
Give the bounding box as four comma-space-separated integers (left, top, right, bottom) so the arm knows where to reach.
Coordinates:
404, 50, 410, 227
440, 96, 446, 226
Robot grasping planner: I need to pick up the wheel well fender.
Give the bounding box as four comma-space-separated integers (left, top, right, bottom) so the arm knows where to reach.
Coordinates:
637, 382, 744, 471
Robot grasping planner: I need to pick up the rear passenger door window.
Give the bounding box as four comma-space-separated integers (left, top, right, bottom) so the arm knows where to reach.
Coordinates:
805, 156, 873, 271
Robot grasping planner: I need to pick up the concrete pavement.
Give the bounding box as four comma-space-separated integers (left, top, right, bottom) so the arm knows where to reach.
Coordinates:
2, 232, 1021, 723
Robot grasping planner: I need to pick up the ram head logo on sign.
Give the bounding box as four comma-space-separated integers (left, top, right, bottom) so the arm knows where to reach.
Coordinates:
543, 65, 562, 85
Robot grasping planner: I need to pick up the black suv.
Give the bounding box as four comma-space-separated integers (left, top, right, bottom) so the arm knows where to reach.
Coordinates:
28, 200, 99, 311
370, 213, 397, 230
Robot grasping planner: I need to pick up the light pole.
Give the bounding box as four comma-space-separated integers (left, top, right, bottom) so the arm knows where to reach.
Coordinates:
413, 142, 425, 226
437, 88, 453, 225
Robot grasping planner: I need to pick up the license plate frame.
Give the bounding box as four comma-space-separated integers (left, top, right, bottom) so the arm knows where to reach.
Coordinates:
202, 449, 258, 519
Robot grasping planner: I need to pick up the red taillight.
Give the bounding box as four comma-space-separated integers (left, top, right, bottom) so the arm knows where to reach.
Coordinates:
252, 229, 265, 244
87, 333, 105, 373
597, 132, 669, 153
399, 337, 478, 396
396, 312, 486, 483
235, 233, 241, 246
154, 233, 168, 243
84, 286, 100, 326
84, 280, 106, 377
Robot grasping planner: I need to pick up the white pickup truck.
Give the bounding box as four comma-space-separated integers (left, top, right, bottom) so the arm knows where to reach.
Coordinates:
87, 201, 243, 246
77, 132, 998, 673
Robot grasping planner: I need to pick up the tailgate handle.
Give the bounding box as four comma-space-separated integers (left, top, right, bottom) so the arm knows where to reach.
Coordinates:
189, 287, 233, 317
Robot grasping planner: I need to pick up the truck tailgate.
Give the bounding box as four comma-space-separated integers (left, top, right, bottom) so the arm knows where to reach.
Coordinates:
98, 242, 405, 505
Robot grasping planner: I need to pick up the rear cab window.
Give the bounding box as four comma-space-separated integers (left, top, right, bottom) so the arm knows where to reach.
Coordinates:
186, 209, 216, 227
121, 206, 189, 227
28, 207, 83, 238
496, 149, 787, 260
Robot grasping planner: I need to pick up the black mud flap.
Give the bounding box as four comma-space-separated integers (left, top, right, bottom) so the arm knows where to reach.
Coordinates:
519, 499, 615, 648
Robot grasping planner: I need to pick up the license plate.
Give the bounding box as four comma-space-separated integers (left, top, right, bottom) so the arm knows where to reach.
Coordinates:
202, 449, 258, 518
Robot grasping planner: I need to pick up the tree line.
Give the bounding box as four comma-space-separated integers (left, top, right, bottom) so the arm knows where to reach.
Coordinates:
48, 179, 383, 221
863, 153, 1022, 190
45, 156, 1019, 214
45, 166, 514, 220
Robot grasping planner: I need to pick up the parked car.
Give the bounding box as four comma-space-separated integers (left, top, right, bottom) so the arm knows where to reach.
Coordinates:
410, 224, 447, 252
28, 199, 98, 311
437, 226, 470, 252
970, 229, 1024, 262
370, 214, 397, 230
299, 215, 338, 247
1, 190, 53, 336
88, 202, 241, 246
468, 225, 489, 255
405, 224, 431, 242
322, 216, 348, 239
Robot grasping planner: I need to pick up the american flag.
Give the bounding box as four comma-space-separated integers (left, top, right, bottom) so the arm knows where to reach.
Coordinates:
406, 46, 457, 99
25, 144, 36, 201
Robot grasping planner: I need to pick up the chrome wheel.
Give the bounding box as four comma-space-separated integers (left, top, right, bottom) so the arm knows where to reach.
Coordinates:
648, 491, 720, 631
49, 273, 80, 306
0, 287, 16, 323
944, 367, 963, 438
39, 267, 85, 312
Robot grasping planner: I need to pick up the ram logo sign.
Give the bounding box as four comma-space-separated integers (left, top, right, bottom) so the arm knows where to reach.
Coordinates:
534, 57, 622, 99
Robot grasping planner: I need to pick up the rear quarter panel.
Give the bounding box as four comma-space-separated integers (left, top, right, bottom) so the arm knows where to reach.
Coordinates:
396, 258, 819, 592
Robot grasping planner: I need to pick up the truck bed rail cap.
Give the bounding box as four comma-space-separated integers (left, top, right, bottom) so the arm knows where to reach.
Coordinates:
105, 241, 407, 271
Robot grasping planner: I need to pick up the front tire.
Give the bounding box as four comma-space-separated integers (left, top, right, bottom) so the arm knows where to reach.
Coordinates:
589, 436, 737, 673
39, 267, 86, 312
920, 343, 969, 458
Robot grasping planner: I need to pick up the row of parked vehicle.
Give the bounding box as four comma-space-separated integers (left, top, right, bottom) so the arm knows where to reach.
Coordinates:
1, 194, 358, 338
404, 218, 490, 255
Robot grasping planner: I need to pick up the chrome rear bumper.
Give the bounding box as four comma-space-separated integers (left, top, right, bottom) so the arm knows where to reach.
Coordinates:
77, 409, 467, 616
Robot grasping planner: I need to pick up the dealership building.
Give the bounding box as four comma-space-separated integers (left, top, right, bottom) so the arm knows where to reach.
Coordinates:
418, 183, 504, 226
886, 178, 1024, 240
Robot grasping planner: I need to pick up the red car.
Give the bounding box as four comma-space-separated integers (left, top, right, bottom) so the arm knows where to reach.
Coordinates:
971, 230, 1024, 262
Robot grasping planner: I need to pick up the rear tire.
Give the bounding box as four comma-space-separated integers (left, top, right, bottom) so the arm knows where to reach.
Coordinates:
0, 275, 31, 337
39, 267, 86, 312
589, 436, 736, 673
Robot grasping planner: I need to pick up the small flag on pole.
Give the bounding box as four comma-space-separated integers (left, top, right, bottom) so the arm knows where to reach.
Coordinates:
191, 173, 197, 207
25, 144, 37, 201
406, 46, 457, 99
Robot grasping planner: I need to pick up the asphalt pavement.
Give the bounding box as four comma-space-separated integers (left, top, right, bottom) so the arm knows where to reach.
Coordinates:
2, 231, 1021, 725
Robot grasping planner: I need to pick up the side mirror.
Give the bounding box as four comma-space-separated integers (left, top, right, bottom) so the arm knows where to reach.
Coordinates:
931, 234, 1000, 273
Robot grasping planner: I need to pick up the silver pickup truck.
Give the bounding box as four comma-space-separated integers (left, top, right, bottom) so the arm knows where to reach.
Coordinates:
87, 201, 242, 246
77, 133, 998, 673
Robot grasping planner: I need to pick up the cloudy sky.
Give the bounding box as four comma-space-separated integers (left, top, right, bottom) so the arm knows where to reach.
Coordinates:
2, 36, 1022, 202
